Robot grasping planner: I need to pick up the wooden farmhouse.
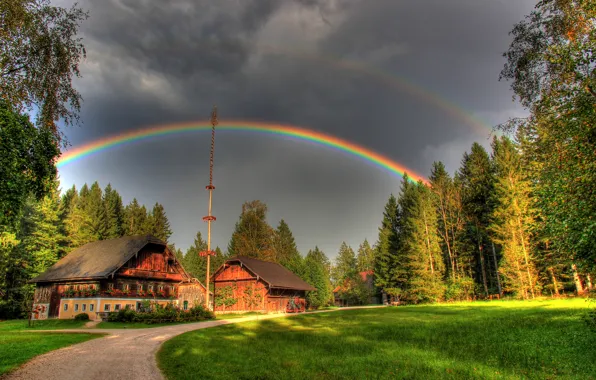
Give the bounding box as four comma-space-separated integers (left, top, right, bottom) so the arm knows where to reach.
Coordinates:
29, 235, 208, 320
212, 256, 316, 314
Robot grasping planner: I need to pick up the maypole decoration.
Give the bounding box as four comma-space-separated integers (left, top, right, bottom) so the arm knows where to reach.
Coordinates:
199, 105, 218, 309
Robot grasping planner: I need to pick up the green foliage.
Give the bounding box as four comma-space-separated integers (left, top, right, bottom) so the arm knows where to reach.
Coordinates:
228, 200, 276, 261
0, 0, 88, 134
74, 312, 89, 321
331, 242, 357, 286
148, 203, 172, 242
302, 247, 332, 309
374, 194, 401, 291
183, 232, 225, 283
243, 284, 264, 309
444, 277, 475, 302
106, 302, 215, 324
214, 285, 238, 308
103, 184, 124, 239
0, 102, 59, 229
273, 219, 303, 275
122, 198, 150, 236
356, 239, 375, 273
500, 0, 596, 271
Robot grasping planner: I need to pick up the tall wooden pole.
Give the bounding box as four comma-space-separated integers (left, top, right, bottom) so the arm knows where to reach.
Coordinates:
202, 105, 218, 309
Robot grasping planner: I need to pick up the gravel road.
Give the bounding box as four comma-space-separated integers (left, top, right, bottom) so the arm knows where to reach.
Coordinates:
3, 306, 384, 380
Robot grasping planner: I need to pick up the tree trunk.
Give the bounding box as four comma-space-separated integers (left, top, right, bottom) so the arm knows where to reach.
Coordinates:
516, 217, 535, 299
423, 213, 435, 274
479, 244, 489, 297
571, 264, 584, 294
549, 267, 560, 296
586, 274, 593, 291
491, 242, 502, 296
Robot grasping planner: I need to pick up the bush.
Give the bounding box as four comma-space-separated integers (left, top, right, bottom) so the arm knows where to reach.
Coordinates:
105, 301, 216, 324
74, 313, 89, 321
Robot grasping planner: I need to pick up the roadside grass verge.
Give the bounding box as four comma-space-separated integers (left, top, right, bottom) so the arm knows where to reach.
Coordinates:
0, 319, 100, 375
158, 298, 594, 380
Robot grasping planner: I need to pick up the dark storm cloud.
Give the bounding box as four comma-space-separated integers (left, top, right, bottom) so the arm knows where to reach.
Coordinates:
58, 0, 537, 254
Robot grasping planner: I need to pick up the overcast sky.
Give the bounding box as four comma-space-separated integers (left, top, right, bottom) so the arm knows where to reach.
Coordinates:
55, 0, 535, 259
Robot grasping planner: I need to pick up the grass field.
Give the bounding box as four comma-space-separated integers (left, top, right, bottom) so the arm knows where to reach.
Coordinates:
96, 312, 262, 328
158, 299, 595, 380
0, 319, 101, 375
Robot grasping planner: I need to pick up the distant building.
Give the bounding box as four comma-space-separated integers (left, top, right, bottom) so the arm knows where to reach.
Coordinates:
333, 270, 379, 307
29, 235, 208, 320
212, 256, 316, 314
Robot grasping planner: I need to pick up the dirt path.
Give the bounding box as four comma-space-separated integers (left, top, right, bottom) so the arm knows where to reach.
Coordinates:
4, 306, 384, 380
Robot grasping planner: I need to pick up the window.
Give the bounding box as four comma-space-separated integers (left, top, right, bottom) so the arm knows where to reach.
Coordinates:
74, 304, 79, 312
138, 284, 143, 292
122, 284, 129, 291
183, 301, 188, 311
90, 284, 95, 290
158, 285, 164, 292
90, 304, 94, 312
114, 304, 121, 311
64, 304, 68, 311
104, 304, 110, 312
82, 304, 86, 312
108, 283, 114, 290
148, 285, 154, 292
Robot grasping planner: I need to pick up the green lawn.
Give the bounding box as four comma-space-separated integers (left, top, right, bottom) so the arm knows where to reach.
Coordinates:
158, 299, 595, 380
0, 319, 101, 375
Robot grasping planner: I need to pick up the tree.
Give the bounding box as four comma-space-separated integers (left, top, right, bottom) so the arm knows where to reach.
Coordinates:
123, 199, 150, 236
331, 242, 357, 286
398, 178, 445, 303
302, 247, 332, 309
0, 101, 59, 230
273, 219, 303, 275
63, 184, 96, 249
500, 0, 596, 272
1, 0, 88, 135
458, 143, 495, 296
183, 232, 207, 280
87, 182, 107, 239
356, 239, 375, 272
489, 136, 538, 299
227, 200, 276, 261
374, 194, 402, 295
103, 184, 124, 239
148, 203, 172, 242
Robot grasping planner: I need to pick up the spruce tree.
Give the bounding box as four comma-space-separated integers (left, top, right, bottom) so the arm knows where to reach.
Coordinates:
123, 199, 149, 236
103, 184, 124, 239
458, 143, 495, 296
357, 239, 375, 272
273, 219, 303, 275
227, 200, 276, 261
489, 136, 538, 299
183, 232, 207, 280
148, 203, 172, 242
332, 242, 357, 286
302, 247, 332, 309
87, 182, 107, 239
64, 184, 96, 249
374, 194, 401, 296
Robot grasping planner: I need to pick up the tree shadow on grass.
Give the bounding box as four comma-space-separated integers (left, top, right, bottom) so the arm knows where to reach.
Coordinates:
159, 305, 595, 380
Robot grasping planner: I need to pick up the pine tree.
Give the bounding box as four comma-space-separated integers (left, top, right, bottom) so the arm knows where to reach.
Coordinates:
64, 184, 96, 249
87, 182, 107, 239
148, 203, 172, 242
103, 184, 124, 239
123, 199, 149, 236
302, 247, 332, 309
273, 219, 303, 275
356, 239, 375, 272
458, 143, 495, 296
398, 178, 445, 303
332, 242, 357, 286
183, 232, 207, 280
227, 200, 276, 261
489, 136, 538, 299
374, 194, 402, 296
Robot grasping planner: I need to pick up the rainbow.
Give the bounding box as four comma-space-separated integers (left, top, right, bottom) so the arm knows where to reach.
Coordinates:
56, 121, 428, 184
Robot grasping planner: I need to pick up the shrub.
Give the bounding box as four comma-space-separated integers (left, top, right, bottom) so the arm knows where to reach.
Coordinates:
107, 308, 136, 322
74, 313, 89, 321
105, 301, 216, 324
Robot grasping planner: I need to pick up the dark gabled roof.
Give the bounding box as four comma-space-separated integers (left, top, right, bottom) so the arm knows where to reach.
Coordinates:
218, 256, 316, 291
30, 235, 167, 283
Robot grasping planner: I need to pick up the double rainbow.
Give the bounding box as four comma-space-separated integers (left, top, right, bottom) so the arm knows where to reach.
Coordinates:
56, 121, 428, 184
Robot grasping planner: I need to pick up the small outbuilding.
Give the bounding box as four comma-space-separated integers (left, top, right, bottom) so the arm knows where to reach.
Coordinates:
212, 256, 316, 314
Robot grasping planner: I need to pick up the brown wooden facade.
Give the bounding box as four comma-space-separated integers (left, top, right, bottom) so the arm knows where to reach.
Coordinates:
31, 236, 207, 320
212, 257, 314, 314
